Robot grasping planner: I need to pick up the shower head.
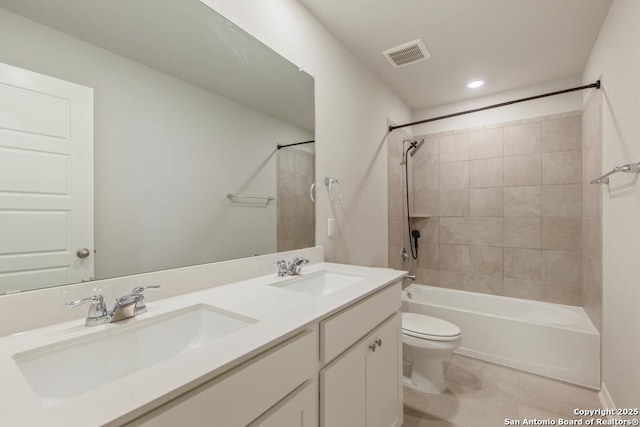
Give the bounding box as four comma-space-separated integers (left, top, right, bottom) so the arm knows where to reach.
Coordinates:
408, 138, 425, 157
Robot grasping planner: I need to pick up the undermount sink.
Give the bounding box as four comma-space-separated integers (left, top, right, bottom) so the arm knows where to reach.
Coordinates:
272, 271, 365, 296
14, 304, 257, 406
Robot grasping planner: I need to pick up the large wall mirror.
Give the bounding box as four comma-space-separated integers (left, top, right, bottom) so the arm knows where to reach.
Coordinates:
0, 0, 315, 295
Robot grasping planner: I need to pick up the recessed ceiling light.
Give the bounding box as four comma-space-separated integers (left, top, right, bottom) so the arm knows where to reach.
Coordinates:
467, 80, 485, 89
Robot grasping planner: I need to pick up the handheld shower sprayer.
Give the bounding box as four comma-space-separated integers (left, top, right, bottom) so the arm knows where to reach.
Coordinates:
411, 229, 421, 249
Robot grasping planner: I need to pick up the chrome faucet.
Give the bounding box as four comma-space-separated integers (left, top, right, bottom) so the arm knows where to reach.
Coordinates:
275, 257, 309, 277
67, 285, 160, 326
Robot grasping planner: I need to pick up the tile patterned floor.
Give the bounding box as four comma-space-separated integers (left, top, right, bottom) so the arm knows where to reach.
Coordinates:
403, 354, 604, 427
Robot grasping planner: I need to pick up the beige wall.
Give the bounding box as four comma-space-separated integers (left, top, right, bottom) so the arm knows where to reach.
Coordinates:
390, 112, 590, 306
583, 0, 640, 409
203, 0, 412, 267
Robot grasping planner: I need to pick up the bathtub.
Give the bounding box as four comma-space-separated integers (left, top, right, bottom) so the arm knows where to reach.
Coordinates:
402, 284, 600, 389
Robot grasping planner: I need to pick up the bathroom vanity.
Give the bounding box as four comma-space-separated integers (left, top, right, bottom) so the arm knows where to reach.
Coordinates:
0, 258, 404, 427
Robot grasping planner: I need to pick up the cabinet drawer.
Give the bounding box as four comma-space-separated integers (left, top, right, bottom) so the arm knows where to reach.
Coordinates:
321, 281, 400, 364
128, 329, 317, 427
249, 380, 318, 427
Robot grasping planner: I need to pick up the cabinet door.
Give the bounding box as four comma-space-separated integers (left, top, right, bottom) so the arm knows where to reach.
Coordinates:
250, 381, 318, 427
366, 313, 402, 427
320, 341, 367, 427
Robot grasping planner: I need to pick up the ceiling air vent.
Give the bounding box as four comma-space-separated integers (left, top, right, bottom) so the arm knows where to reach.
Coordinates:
383, 39, 431, 68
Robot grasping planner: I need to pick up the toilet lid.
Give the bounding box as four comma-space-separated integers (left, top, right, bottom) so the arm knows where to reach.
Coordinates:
402, 312, 460, 339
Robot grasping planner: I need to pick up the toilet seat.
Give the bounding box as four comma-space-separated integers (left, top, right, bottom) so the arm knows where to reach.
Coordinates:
402, 312, 461, 342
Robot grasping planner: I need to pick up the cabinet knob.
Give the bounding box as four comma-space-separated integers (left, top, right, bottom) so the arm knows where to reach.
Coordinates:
369, 343, 377, 352
375, 338, 382, 347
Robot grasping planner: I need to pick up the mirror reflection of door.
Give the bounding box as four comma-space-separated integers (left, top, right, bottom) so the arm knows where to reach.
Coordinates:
0, 63, 94, 294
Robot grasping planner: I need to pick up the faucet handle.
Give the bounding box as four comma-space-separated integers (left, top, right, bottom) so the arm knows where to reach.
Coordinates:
291, 257, 309, 275
66, 295, 107, 323
275, 260, 289, 277
132, 285, 161, 294
131, 285, 160, 314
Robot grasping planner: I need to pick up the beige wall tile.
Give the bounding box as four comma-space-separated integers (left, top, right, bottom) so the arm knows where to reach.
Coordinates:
504, 218, 541, 249
542, 283, 582, 306
470, 188, 504, 217
504, 154, 541, 186
582, 173, 601, 218
414, 189, 440, 216
504, 248, 542, 280
440, 244, 471, 273
416, 268, 440, 286
503, 278, 542, 300
542, 150, 582, 184
417, 243, 440, 270
583, 290, 602, 332
542, 250, 582, 286
504, 186, 541, 217
542, 218, 582, 251
504, 123, 541, 157
542, 116, 582, 153
388, 187, 404, 218
469, 128, 503, 160
413, 163, 439, 191
388, 217, 404, 245
469, 217, 504, 247
470, 158, 504, 188
542, 184, 582, 217
440, 190, 469, 217
440, 217, 469, 244
439, 271, 466, 290
388, 244, 404, 270
470, 246, 504, 276
464, 274, 503, 295
414, 217, 439, 243
583, 253, 602, 300
440, 133, 470, 163
440, 161, 469, 190
583, 218, 601, 261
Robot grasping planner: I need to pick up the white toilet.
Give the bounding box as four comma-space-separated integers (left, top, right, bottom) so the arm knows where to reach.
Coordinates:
402, 312, 461, 393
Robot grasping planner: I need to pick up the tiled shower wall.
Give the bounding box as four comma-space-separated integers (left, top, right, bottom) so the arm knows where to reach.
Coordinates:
277, 147, 315, 252
388, 112, 591, 306
582, 91, 603, 331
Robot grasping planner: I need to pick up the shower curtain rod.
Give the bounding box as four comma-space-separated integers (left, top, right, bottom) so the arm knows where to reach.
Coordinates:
277, 139, 315, 150
388, 80, 601, 132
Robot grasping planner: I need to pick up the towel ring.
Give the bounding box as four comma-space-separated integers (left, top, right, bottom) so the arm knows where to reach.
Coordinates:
324, 177, 343, 204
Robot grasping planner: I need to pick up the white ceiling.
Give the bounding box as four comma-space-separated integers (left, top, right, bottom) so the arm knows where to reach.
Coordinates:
299, 0, 611, 109
0, 0, 315, 131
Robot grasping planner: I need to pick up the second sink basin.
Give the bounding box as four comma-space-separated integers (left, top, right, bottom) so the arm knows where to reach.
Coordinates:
14, 304, 257, 406
272, 271, 365, 296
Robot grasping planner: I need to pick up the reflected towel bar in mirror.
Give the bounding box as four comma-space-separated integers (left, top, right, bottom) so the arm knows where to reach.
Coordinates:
226, 193, 275, 203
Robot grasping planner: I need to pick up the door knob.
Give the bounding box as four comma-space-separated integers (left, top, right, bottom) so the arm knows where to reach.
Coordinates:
369, 343, 377, 352
375, 338, 382, 347
76, 248, 91, 259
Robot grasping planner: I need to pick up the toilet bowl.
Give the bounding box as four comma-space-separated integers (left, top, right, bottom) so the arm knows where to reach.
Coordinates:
402, 312, 461, 393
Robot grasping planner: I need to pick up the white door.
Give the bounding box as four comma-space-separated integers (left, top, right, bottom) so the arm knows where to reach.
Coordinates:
0, 62, 94, 294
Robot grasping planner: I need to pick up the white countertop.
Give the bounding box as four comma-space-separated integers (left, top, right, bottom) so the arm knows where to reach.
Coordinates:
0, 262, 405, 427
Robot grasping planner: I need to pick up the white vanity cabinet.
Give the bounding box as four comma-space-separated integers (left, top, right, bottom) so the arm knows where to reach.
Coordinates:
126, 329, 318, 427
125, 279, 402, 427
320, 282, 403, 427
